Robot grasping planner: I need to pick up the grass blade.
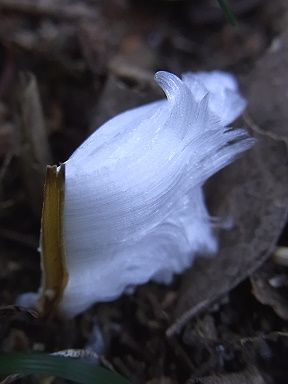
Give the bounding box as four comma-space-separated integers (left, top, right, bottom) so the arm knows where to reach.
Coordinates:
217, 0, 237, 25
0, 353, 130, 384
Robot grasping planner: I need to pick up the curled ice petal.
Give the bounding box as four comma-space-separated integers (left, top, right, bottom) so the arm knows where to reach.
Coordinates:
182, 70, 247, 125
50, 70, 254, 316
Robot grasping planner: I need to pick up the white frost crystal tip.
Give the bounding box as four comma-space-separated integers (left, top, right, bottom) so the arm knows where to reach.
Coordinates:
53, 70, 254, 316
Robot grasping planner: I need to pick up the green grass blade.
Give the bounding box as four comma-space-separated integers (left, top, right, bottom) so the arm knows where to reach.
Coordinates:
217, 0, 237, 25
0, 353, 130, 384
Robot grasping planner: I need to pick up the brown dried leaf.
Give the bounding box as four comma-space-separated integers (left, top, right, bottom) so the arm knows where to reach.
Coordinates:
167, 29, 288, 336
91, 70, 160, 131
246, 29, 288, 145
17, 72, 51, 217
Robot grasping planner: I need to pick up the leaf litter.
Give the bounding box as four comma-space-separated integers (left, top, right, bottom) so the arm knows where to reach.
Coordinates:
0, 0, 288, 383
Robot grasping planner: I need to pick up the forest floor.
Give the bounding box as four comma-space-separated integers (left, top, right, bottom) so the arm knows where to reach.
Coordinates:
0, 1, 288, 383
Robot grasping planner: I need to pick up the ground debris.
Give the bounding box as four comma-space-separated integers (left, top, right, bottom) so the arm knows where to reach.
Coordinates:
0, 0, 287, 383
251, 260, 288, 320
16, 72, 51, 217
187, 366, 267, 384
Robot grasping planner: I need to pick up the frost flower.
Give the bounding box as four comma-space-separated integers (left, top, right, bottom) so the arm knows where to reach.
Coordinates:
38, 70, 254, 317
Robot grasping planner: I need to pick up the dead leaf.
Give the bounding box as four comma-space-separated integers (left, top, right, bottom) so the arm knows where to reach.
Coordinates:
17, 72, 51, 217
90, 70, 160, 131
167, 135, 288, 336
246, 28, 288, 145
167, 23, 288, 336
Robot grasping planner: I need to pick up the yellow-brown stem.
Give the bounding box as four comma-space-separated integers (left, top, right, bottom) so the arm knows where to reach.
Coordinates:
37, 164, 68, 316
